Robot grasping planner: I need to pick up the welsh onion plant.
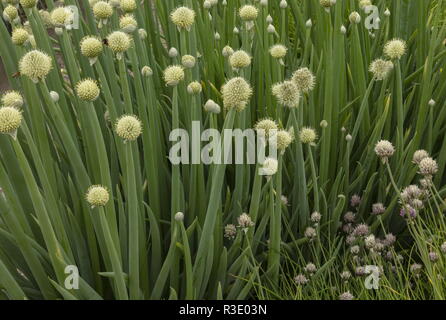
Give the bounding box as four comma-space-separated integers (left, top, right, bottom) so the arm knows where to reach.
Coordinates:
0, 0, 445, 301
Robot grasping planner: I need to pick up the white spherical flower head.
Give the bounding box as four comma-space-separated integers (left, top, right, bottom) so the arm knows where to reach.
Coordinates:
50, 91, 59, 103
203, 99, 221, 114
239, 5, 258, 21
174, 211, 184, 222
374, 140, 395, 162
412, 150, 429, 165
349, 11, 361, 24
229, 50, 251, 70
0, 106, 22, 138
299, 127, 317, 144
419, 157, 438, 177
93, 1, 113, 20
181, 55, 196, 69
222, 45, 234, 57
76, 79, 100, 102
359, 0, 372, 10
19, 50, 53, 83
221, 77, 253, 111
141, 66, 153, 77
80, 36, 103, 59
254, 118, 278, 139
1, 91, 23, 108
384, 39, 407, 60
369, 59, 393, 81
187, 81, 202, 95
120, 0, 137, 13
11, 28, 29, 46
115, 115, 142, 141
170, 6, 195, 31
3, 5, 18, 22
20, 0, 37, 8
271, 129, 294, 152
107, 31, 131, 58
272, 81, 300, 108
119, 14, 137, 33
269, 44, 287, 59
261, 157, 279, 176
237, 212, 255, 230
292, 67, 316, 93
86, 185, 109, 207
163, 65, 185, 86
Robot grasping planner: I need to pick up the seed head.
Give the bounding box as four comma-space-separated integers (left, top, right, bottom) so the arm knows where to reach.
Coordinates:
170, 6, 195, 31
349, 11, 361, 24
80, 36, 103, 58
187, 81, 202, 95
374, 140, 395, 162
261, 157, 278, 176
11, 28, 29, 46
239, 5, 258, 21
76, 79, 100, 102
20, 0, 36, 9
19, 50, 52, 82
418, 157, 438, 176
1, 91, 23, 108
369, 59, 393, 80
254, 118, 278, 138
292, 67, 316, 93
272, 81, 300, 108
93, 1, 113, 20
115, 115, 142, 141
163, 65, 185, 86
384, 39, 407, 60
86, 185, 109, 207
120, 0, 136, 12
181, 55, 196, 69
221, 77, 253, 111
119, 14, 137, 33
107, 31, 131, 55
229, 50, 251, 70
299, 127, 317, 144
269, 44, 287, 59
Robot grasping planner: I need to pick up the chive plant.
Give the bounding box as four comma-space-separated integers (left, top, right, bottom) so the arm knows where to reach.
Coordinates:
0, 0, 446, 300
